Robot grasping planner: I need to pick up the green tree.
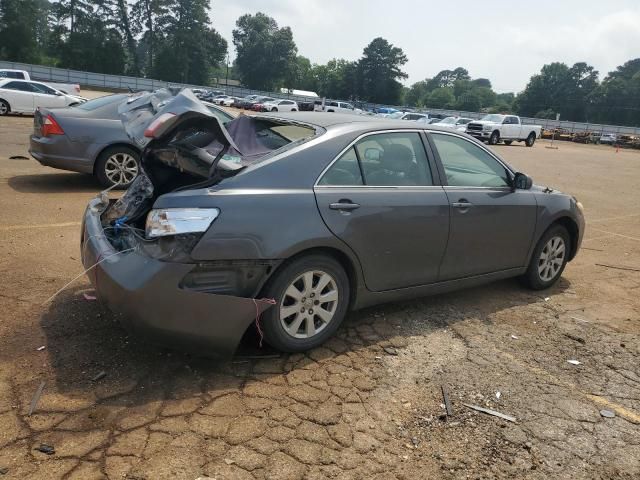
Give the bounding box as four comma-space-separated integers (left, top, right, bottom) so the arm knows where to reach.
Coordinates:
405, 80, 429, 107
357, 37, 407, 104
427, 67, 470, 90
232, 12, 297, 90
427, 88, 454, 108
589, 59, 640, 126
0, 0, 50, 62
455, 89, 481, 111
131, 0, 172, 75
152, 0, 227, 84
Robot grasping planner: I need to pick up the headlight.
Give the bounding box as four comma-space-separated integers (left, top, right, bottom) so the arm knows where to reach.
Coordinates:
145, 208, 220, 239
483, 125, 492, 131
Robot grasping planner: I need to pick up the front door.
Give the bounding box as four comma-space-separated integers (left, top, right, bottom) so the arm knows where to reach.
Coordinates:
428, 132, 537, 280
314, 131, 450, 292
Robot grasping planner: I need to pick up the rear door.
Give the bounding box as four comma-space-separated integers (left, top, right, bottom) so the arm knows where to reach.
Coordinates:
428, 131, 537, 280
314, 130, 450, 292
1, 81, 34, 111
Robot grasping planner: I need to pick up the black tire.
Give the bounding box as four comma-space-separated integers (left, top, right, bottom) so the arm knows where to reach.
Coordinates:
489, 130, 500, 145
521, 224, 570, 290
0, 99, 10, 116
291, 109, 297, 112
525, 132, 536, 147
260, 254, 350, 352
504, 140, 513, 145
95, 146, 140, 189
271, 107, 278, 112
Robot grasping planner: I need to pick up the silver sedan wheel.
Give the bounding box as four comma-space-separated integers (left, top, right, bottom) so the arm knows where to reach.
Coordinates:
279, 270, 339, 339
538, 236, 565, 282
104, 152, 138, 185
0, 102, 8, 115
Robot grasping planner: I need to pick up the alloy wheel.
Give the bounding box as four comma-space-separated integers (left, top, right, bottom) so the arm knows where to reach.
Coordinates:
104, 152, 138, 186
279, 270, 339, 338
0, 102, 8, 115
538, 236, 565, 282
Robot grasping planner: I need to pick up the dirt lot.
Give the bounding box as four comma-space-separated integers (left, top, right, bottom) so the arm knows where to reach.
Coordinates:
0, 113, 638, 480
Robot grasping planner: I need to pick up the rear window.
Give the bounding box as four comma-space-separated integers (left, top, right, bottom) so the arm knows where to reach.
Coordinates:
75, 94, 128, 111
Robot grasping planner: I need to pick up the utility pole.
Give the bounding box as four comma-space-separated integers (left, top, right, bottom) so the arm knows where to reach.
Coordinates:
225, 52, 230, 91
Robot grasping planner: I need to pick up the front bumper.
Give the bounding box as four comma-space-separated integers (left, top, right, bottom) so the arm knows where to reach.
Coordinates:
466, 130, 491, 139
80, 198, 274, 357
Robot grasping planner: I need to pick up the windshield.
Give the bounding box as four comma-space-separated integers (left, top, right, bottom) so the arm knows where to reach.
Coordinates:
439, 117, 457, 124
481, 114, 505, 122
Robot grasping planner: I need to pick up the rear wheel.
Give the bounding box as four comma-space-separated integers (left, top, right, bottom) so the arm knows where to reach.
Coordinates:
521, 225, 570, 290
504, 140, 513, 145
0, 99, 10, 116
95, 146, 140, 189
260, 254, 350, 352
525, 132, 536, 147
489, 131, 500, 145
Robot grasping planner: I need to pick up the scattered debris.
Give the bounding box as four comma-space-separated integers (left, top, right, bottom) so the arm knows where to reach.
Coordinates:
91, 371, 107, 382
510, 335, 519, 340
595, 263, 640, 273
0, 467, 8, 475
495, 391, 502, 400
28, 381, 46, 416
600, 409, 616, 418
567, 360, 582, 366
544, 297, 550, 302
9, 155, 28, 160
383, 347, 398, 356
441, 385, 453, 417
223, 458, 235, 465
375, 356, 382, 360
35, 443, 55, 455
580, 247, 603, 252
564, 333, 586, 344
36, 345, 46, 351
570, 316, 589, 323
83, 292, 97, 301
462, 403, 516, 423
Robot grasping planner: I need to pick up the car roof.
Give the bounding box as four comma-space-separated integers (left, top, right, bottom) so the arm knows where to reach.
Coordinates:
257, 112, 465, 134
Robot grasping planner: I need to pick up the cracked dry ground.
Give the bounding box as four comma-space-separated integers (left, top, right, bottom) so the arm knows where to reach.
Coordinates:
1, 117, 639, 479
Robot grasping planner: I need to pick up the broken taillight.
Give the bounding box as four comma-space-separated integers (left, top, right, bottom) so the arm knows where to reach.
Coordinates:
144, 112, 176, 138
41, 114, 64, 136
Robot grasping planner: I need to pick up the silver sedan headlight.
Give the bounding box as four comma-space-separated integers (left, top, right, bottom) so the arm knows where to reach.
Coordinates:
145, 208, 220, 239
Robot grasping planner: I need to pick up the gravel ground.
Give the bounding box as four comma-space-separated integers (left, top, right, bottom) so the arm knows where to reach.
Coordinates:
0, 113, 638, 479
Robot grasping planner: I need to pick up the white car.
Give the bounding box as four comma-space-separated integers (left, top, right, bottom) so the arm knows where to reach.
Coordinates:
433, 116, 474, 132
262, 99, 299, 112
210, 94, 233, 105
599, 133, 617, 145
0, 79, 86, 115
0, 69, 81, 95
465, 114, 542, 146
325, 100, 357, 113
400, 112, 428, 121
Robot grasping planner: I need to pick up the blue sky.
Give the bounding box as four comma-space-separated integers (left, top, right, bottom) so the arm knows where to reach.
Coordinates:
210, 0, 640, 93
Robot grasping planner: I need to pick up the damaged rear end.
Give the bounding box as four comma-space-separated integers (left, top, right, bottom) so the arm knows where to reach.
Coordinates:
80, 89, 315, 357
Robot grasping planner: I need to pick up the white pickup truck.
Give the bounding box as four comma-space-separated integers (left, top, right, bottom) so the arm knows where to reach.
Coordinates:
0, 69, 81, 96
465, 114, 541, 147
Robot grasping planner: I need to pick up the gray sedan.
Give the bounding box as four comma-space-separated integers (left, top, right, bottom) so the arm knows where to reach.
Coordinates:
81, 90, 585, 356
29, 93, 234, 188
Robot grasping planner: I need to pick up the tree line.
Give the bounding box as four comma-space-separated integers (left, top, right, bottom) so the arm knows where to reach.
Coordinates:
1, 1, 640, 126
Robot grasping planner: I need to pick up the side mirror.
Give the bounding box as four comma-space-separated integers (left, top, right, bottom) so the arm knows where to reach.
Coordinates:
502, 119, 509, 124
513, 172, 533, 190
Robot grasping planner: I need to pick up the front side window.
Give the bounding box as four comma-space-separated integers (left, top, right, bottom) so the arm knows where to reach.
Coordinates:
31, 83, 57, 95
431, 133, 510, 188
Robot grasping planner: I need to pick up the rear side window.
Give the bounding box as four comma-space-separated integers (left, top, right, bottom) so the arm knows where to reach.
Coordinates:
2, 81, 33, 91
431, 133, 510, 187
319, 147, 363, 186
320, 132, 433, 186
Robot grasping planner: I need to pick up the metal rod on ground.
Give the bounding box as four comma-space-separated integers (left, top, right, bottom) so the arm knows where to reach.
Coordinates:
28, 381, 46, 416
463, 403, 517, 422
441, 385, 453, 417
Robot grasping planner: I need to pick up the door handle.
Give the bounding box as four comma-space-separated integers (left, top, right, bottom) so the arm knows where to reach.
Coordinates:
329, 200, 360, 211
452, 199, 473, 209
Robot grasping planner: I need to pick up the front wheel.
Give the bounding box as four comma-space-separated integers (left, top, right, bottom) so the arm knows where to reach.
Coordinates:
489, 131, 500, 145
271, 107, 278, 112
521, 225, 570, 290
260, 255, 350, 352
95, 146, 140, 189
525, 132, 536, 147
